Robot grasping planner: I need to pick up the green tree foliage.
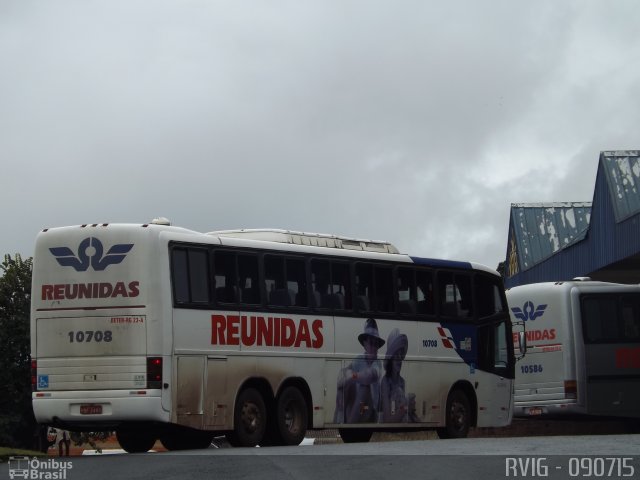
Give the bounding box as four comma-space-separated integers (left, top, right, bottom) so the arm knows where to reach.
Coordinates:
0, 254, 36, 448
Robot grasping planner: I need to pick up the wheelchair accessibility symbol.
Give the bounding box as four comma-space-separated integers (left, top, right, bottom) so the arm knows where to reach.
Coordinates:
38, 375, 49, 389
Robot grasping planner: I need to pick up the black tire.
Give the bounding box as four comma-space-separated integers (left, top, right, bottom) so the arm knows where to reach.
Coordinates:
160, 427, 214, 451
116, 430, 157, 453
276, 386, 308, 446
338, 428, 373, 443
436, 389, 471, 439
226, 387, 267, 447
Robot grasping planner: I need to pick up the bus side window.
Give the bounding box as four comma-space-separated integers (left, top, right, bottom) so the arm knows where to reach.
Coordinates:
582, 297, 619, 342
374, 266, 394, 314
213, 251, 238, 304
330, 261, 351, 310
416, 269, 434, 315
456, 275, 473, 318
621, 298, 640, 340
438, 272, 457, 317
311, 259, 330, 309
171, 247, 210, 305
355, 263, 373, 312
238, 254, 260, 305
171, 249, 190, 304
474, 275, 506, 318
286, 257, 307, 307
397, 267, 416, 314
438, 272, 472, 319
265, 255, 291, 306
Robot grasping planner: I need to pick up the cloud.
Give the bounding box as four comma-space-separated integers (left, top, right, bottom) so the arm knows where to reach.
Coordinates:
1, 0, 639, 272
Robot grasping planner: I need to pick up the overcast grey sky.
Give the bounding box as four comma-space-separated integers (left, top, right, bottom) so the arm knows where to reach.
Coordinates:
1, 0, 639, 270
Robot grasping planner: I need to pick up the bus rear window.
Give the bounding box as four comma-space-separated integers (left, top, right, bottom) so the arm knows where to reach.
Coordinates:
582, 294, 640, 343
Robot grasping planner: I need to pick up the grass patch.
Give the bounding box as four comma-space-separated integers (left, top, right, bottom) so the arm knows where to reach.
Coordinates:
0, 447, 46, 463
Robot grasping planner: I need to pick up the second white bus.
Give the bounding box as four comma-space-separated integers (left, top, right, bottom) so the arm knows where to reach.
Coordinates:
507, 280, 640, 419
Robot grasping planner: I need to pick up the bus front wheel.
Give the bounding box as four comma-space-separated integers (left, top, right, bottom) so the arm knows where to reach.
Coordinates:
437, 389, 471, 439
339, 428, 373, 443
227, 387, 267, 447
116, 430, 157, 453
276, 386, 308, 446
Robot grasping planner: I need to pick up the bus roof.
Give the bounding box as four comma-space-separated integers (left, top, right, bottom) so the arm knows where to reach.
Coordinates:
507, 279, 640, 294
36, 221, 499, 275
207, 228, 400, 254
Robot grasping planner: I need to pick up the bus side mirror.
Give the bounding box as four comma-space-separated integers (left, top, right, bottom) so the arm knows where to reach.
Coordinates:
517, 331, 527, 359
512, 321, 527, 361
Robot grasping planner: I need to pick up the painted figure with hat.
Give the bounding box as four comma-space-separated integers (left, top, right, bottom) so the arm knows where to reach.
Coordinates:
334, 318, 385, 423
380, 328, 418, 423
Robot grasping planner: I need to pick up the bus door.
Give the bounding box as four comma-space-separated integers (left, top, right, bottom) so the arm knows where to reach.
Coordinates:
477, 318, 513, 423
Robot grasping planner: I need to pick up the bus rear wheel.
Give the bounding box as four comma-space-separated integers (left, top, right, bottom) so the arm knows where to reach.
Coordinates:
116, 430, 157, 453
226, 387, 267, 447
276, 386, 308, 446
437, 389, 471, 439
338, 428, 373, 443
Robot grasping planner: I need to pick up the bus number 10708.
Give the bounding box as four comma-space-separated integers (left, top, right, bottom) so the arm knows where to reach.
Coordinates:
68, 330, 113, 343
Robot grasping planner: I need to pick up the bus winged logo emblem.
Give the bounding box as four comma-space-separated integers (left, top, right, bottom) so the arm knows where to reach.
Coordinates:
511, 301, 547, 321
50, 237, 133, 272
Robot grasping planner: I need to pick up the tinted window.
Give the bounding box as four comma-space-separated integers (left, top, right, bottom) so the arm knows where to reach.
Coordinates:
582, 294, 640, 343
438, 272, 473, 319
475, 274, 506, 318
374, 265, 394, 313
171, 247, 210, 304
355, 264, 373, 312
265, 255, 307, 307
238, 254, 260, 304
311, 259, 330, 308
416, 269, 434, 315
287, 257, 307, 307
171, 249, 189, 303
189, 250, 210, 303
330, 262, 351, 310
214, 251, 238, 303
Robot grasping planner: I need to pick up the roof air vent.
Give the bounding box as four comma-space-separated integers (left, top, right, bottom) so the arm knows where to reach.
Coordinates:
151, 217, 171, 226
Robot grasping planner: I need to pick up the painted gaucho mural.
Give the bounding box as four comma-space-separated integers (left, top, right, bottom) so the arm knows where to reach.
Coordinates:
334, 318, 418, 424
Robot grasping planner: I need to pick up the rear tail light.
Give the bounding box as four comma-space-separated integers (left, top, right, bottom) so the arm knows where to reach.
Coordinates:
31, 359, 37, 391
147, 357, 162, 389
564, 380, 577, 399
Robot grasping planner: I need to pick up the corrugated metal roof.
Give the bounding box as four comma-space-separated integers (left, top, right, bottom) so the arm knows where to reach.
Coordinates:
601, 150, 640, 222
509, 202, 592, 271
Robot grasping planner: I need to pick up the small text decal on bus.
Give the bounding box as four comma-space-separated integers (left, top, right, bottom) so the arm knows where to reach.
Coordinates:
211, 315, 324, 349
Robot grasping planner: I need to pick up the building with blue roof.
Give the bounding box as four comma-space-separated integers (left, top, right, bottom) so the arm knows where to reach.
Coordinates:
504, 150, 640, 288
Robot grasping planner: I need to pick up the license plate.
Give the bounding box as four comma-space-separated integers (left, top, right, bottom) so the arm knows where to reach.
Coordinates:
527, 407, 543, 416
80, 404, 102, 415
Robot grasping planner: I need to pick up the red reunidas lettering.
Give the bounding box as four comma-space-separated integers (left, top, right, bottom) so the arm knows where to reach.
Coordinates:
616, 347, 640, 369
41, 281, 140, 300
211, 314, 324, 349
513, 329, 556, 344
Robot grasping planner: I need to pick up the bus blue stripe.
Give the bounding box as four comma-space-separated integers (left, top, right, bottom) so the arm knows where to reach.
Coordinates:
409, 256, 473, 270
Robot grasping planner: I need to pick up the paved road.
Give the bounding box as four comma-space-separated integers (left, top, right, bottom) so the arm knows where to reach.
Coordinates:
3, 434, 639, 480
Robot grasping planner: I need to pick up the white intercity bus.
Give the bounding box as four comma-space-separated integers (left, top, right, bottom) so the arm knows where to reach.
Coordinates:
507, 280, 640, 418
32, 219, 516, 452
